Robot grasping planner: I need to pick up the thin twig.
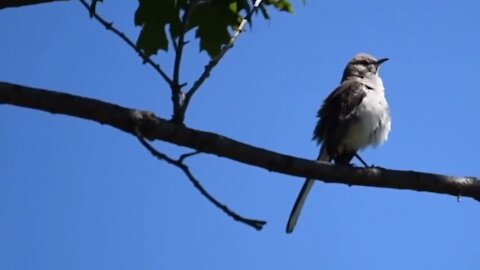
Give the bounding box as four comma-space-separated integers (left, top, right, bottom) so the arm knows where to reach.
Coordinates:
77, 0, 173, 87
179, 151, 201, 162
181, 0, 264, 118
135, 128, 267, 230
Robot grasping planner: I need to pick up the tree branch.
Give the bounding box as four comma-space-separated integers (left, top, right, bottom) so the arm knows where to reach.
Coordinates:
2, 82, 480, 209
0, 0, 67, 9
170, 1, 194, 123
180, 0, 264, 121
77, 0, 173, 87
135, 132, 266, 230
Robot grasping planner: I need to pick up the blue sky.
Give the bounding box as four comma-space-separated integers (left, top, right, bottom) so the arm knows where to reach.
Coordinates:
1, 1, 480, 269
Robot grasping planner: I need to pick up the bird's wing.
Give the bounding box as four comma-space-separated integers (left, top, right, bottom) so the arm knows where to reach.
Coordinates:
287, 80, 367, 234
313, 79, 367, 156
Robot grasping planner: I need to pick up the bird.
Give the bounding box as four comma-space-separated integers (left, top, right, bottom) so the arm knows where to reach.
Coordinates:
286, 53, 391, 233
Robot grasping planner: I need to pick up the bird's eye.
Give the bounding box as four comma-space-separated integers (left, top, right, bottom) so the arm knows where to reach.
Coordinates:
368, 64, 377, 73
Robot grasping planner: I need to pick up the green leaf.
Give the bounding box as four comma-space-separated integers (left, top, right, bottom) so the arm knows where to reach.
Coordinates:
188, 0, 242, 58
134, 0, 182, 57
136, 20, 168, 56
133, 0, 296, 59
259, 0, 295, 19
268, 0, 294, 13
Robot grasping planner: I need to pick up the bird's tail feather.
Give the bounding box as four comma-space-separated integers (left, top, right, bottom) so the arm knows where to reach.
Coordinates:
286, 146, 329, 233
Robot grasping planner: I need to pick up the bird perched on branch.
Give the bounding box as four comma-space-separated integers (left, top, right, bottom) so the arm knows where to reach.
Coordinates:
286, 53, 391, 233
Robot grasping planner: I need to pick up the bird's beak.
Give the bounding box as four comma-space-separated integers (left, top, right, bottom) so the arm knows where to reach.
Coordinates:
376, 58, 389, 65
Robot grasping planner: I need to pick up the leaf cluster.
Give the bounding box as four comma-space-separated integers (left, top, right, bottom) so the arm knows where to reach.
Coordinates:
134, 0, 294, 58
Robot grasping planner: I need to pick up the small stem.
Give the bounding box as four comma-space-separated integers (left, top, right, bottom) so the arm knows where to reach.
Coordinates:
181, 0, 264, 120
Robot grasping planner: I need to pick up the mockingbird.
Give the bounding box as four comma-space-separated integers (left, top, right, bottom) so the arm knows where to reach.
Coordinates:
286, 53, 391, 233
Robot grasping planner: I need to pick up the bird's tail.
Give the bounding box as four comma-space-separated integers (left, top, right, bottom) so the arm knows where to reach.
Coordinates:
286, 146, 329, 233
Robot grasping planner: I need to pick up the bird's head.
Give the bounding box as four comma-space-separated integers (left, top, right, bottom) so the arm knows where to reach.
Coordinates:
341, 53, 389, 81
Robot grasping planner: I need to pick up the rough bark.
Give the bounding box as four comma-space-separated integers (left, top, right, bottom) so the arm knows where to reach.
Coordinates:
2, 81, 480, 202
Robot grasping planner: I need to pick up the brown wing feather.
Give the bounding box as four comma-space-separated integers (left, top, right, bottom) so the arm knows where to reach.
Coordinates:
313, 79, 366, 163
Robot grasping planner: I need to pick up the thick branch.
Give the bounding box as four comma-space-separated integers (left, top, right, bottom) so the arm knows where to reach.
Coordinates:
2, 81, 480, 202
0, 0, 67, 9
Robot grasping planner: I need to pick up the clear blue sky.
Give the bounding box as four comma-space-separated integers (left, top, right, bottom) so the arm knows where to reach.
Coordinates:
2, 1, 480, 269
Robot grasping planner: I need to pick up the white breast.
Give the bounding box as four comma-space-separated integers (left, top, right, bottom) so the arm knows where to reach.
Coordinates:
341, 85, 391, 152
